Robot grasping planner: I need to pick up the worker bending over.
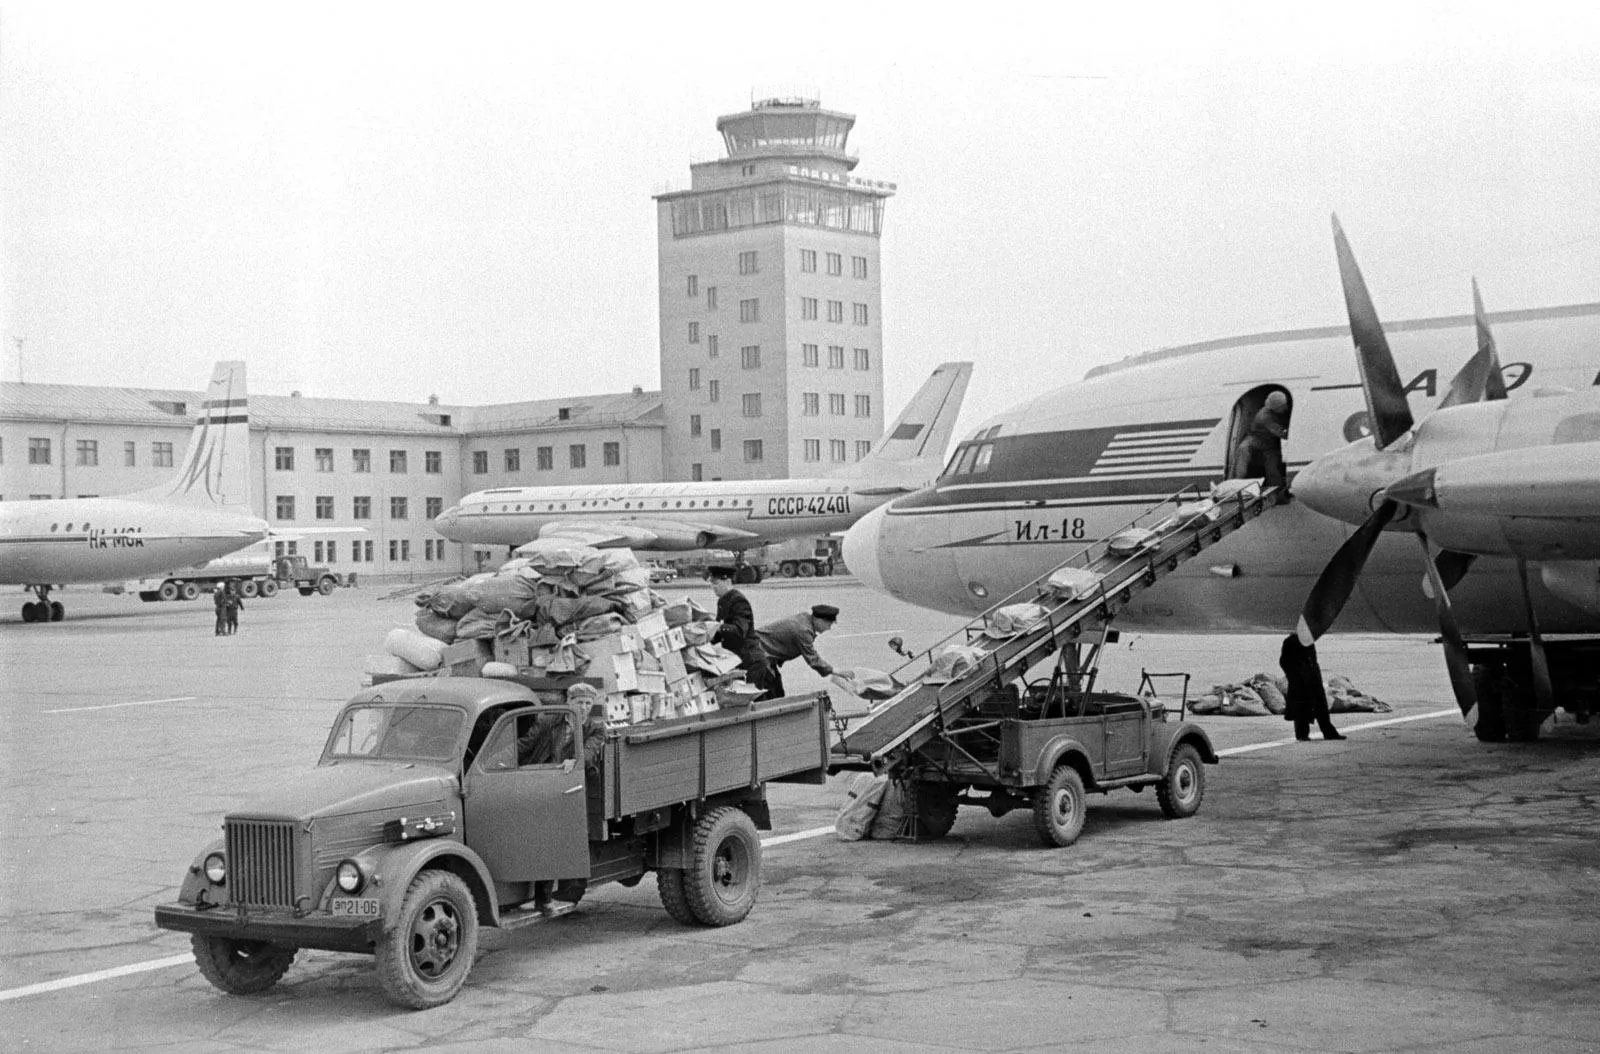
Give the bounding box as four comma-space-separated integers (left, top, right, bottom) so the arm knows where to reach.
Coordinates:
750, 604, 843, 701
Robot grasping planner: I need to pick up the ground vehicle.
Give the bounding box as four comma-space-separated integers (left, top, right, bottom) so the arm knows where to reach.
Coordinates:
113, 552, 341, 601
759, 537, 838, 579
154, 677, 831, 1008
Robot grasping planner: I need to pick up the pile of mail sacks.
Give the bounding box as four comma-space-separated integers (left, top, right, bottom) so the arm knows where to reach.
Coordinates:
367, 546, 747, 726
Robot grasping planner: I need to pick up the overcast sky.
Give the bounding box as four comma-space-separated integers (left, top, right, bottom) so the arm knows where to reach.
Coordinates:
3, 2, 1597, 433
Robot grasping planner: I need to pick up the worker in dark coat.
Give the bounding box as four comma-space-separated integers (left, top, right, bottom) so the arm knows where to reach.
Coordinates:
709, 565, 766, 675
213, 587, 228, 636
1279, 634, 1345, 741
1232, 390, 1291, 498
752, 605, 841, 701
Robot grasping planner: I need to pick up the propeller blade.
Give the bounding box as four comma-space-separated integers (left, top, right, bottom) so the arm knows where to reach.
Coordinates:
1295, 498, 1398, 645
1515, 557, 1556, 710
1417, 534, 1479, 719
1438, 278, 1509, 408
1332, 215, 1414, 449
1421, 548, 1476, 599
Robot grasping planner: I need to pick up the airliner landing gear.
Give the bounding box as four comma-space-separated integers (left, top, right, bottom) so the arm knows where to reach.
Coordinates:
21, 585, 64, 623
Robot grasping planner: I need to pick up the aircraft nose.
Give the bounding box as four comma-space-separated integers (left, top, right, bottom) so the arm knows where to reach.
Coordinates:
434, 505, 460, 539
842, 503, 889, 593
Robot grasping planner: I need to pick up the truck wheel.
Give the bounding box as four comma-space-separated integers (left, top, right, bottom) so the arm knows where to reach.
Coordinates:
797, 561, 817, 577
157, 581, 180, 602
1033, 765, 1087, 848
911, 781, 959, 839
298, 587, 314, 597
179, 582, 201, 601
317, 576, 336, 596
1156, 743, 1205, 819
238, 580, 258, 598
190, 935, 296, 995
259, 579, 279, 598
779, 561, 798, 578
656, 868, 697, 925
138, 591, 160, 602
376, 870, 479, 1010
818, 560, 834, 577
682, 806, 761, 926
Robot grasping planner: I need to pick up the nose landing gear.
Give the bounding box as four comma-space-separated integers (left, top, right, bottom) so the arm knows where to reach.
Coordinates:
21, 585, 64, 623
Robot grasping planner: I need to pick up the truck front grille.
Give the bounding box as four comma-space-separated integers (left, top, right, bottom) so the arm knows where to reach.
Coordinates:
226, 819, 299, 908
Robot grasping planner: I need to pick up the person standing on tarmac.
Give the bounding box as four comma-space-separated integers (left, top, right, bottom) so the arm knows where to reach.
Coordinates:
223, 584, 242, 635
213, 586, 228, 636
1279, 634, 1345, 741
751, 604, 844, 701
1232, 390, 1291, 499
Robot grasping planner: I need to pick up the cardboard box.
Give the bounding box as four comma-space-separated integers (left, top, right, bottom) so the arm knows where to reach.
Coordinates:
635, 670, 668, 696
643, 633, 673, 658
665, 626, 686, 650
629, 694, 654, 724
610, 651, 638, 692
635, 609, 669, 639
441, 638, 493, 665
652, 695, 676, 721
605, 693, 631, 724
661, 650, 688, 686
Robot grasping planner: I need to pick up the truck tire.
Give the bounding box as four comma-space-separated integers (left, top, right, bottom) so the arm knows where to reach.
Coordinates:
298, 587, 315, 596
681, 806, 761, 926
797, 561, 817, 577
317, 576, 336, 596
138, 591, 160, 602
157, 581, 180, 602
238, 580, 258, 598
259, 579, 279, 598
190, 935, 296, 995
1033, 765, 1086, 848
818, 560, 834, 577
656, 868, 697, 925
1156, 743, 1205, 819
179, 582, 202, 601
780, 561, 798, 578
376, 870, 479, 1010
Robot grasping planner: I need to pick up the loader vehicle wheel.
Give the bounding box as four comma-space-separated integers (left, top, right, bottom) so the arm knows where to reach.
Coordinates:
190, 935, 296, 995
179, 582, 201, 601
258, 579, 279, 598
682, 806, 761, 926
376, 870, 479, 1009
238, 580, 258, 598
656, 867, 696, 925
317, 576, 336, 595
1156, 743, 1205, 819
797, 561, 816, 577
158, 581, 180, 602
1033, 765, 1087, 848
911, 781, 959, 839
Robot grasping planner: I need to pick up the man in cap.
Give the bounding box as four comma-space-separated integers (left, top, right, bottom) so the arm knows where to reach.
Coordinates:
1231, 389, 1291, 499
708, 565, 763, 671
751, 604, 843, 701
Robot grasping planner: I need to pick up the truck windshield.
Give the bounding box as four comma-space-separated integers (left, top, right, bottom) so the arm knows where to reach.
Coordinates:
327, 705, 465, 762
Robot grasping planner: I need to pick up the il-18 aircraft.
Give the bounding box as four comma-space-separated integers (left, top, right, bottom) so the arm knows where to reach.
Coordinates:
0, 361, 268, 622
434, 362, 972, 579
845, 219, 1600, 741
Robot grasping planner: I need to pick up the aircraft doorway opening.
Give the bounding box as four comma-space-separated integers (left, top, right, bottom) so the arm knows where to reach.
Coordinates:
1225, 385, 1293, 491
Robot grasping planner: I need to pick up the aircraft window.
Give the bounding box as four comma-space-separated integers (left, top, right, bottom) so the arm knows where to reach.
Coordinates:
951, 446, 979, 476
746, 499, 753, 507
560, 504, 567, 510
973, 444, 995, 473
51, 523, 59, 532
941, 444, 968, 477
66, 523, 74, 532
662, 502, 669, 509
717, 500, 724, 507
675, 501, 682, 508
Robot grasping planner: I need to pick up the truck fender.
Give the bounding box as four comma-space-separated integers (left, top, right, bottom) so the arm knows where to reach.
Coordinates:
174, 836, 228, 905
357, 839, 501, 930
652, 795, 770, 869
1163, 723, 1219, 766
1032, 736, 1095, 789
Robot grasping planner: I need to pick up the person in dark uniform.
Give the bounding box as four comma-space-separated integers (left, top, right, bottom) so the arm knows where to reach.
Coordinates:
1232, 390, 1291, 498
1279, 634, 1345, 741
223, 585, 242, 635
708, 565, 768, 682
751, 605, 841, 701
213, 586, 228, 636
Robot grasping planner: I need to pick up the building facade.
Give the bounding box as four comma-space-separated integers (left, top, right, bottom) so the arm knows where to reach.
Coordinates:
655, 97, 892, 482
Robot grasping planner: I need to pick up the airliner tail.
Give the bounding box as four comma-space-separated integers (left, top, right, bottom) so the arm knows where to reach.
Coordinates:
833, 361, 972, 488
134, 361, 253, 509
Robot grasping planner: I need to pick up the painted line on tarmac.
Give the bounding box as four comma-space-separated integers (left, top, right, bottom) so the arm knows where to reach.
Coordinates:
43, 696, 197, 714
0, 709, 1462, 1003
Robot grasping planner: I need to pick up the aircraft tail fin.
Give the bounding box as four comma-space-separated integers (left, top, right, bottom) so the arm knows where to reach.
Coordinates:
832, 362, 972, 488
134, 361, 254, 509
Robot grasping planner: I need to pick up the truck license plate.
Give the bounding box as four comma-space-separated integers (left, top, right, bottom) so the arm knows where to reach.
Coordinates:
330, 897, 380, 917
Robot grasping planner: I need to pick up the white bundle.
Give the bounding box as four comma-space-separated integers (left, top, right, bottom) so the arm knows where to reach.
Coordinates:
383, 627, 447, 671
363, 653, 421, 676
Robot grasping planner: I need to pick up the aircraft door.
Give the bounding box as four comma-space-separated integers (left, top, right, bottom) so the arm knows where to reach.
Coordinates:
463, 708, 590, 882
1225, 385, 1293, 482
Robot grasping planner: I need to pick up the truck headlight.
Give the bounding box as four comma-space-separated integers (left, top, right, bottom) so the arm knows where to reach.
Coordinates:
203, 852, 227, 885
336, 860, 364, 894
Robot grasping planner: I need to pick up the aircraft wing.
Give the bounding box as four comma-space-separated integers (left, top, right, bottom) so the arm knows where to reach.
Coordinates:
526, 519, 762, 551
267, 526, 371, 540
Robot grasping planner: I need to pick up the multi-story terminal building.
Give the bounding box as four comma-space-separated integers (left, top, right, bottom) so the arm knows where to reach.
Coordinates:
655, 97, 893, 482
0, 382, 661, 577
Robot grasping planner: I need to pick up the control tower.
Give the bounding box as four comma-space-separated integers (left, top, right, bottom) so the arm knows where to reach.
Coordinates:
655, 97, 895, 481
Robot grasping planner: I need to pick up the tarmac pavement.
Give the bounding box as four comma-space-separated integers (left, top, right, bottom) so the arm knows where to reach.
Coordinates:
1, 580, 1598, 1051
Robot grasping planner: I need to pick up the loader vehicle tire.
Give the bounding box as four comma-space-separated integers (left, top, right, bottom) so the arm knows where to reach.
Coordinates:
259, 579, 279, 598
656, 867, 696, 925
191, 935, 296, 995
1156, 743, 1205, 819
179, 582, 201, 601
376, 870, 479, 1010
911, 781, 959, 839
158, 581, 180, 602
682, 806, 761, 926
1033, 765, 1087, 848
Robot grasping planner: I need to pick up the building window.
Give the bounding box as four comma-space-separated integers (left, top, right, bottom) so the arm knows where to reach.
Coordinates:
422, 539, 433, 561
828, 345, 846, 369
854, 347, 871, 370
804, 439, 821, 462
390, 450, 407, 473
709, 428, 721, 452
472, 450, 488, 474
689, 367, 704, 391
73, 439, 98, 466
856, 439, 872, 461
739, 298, 759, 323
853, 302, 870, 325
831, 439, 847, 462
426, 496, 443, 519
315, 496, 334, 520
827, 252, 842, 276
152, 441, 173, 467
361, 540, 374, 562
691, 463, 704, 481
389, 540, 400, 562
275, 496, 295, 520
603, 441, 620, 467
690, 414, 702, 437
801, 297, 818, 321
708, 380, 720, 403
688, 321, 700, 344
856, 394, 872, 418
803, 392, 820, 416
829, 393, 846, 416
353, 448, 371, 473
742, 393, 762, 417
852, 255, 868, 279
687, 274, 698, 297
706, 286, 718, 311
743, 439, 764, 462
570, 444, 587, 469
425, 450, 442, 474
124, 441, 137, 467
802, 343, 819, 367
740, 345, 761, 369
738, 250, 758, 275
827, 300, 844, 323
27, 438, 50, 465
274, 446, 293, 470
313, 447, 333, 472
353, 496, 371, 519
537, 446, 553, 470
313, 541, 324, 562
391, 497, 408, 520
707, 334, 719, 358
505, 448, 521, 472
800, 248, 817, 272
